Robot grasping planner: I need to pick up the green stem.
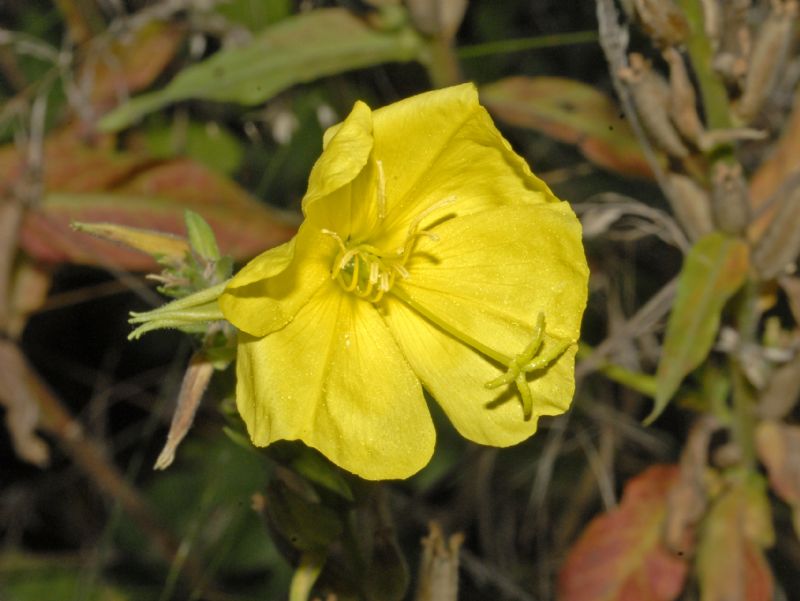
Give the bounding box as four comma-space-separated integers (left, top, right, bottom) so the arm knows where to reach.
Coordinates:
577, 344, 658, 397
730, 361, 757, 469
458, 30, 598, 59
421, 36, 463, 88
727, 277, 760, 468
677, 0, 733, 132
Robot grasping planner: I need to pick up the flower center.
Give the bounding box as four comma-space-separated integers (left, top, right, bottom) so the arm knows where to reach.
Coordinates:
321, 179, 456, 303
323, 236, 409, 302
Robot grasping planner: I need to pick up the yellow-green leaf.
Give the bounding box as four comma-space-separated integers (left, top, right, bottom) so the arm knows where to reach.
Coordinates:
99, 8, 422, 131
648, 233, 749, 424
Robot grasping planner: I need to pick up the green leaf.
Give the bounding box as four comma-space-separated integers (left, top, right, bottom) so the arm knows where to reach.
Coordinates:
143, 120, 244, 175
647, 232, 749, 424
99, 8, 423, 131
185, 210, 221, 261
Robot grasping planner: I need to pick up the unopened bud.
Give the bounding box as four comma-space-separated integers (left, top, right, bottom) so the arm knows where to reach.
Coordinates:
666, 173, 714, 241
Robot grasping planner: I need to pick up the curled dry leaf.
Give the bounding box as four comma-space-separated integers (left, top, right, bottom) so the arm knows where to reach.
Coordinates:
696, 474, 774, 601
480, 76, 656, 179
749, 88, 800, 239
755, 420, 800, 535
558, 464, 688, 601
7, 260, 51, 339
779, 275, 800, 325
154, 351, 214, 470
0, 340, 49, 466
756, 348, 800, 419
414, 522, 464, 601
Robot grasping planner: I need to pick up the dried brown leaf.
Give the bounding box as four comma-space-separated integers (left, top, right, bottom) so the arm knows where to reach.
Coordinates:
414, 522, 464, 601
0, 340, 49, 466
779, 275, 800, 325
755, 421, 800, 508
154, 351, 214, 470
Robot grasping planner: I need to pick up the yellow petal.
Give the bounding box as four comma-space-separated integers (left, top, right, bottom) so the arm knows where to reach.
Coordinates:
302, 100, 373, 214
369, 84, 558, 248
397, 202, 588, 352
235, 285, 435, 480
219, 225, 333, 337
382, 294, 577, 445
380, 202, 587, 444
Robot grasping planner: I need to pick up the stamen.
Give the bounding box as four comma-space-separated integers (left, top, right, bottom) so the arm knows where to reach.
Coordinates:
321, 228, 346, 252
407, 195, 457, 238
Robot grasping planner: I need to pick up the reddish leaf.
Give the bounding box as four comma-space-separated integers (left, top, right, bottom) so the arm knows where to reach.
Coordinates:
0, 127, 152, 196
1, 128, 297, 270
81, 22, 185, 110
696, 475, 774, 601
558, 465, 688, 601
480, 76, 657, 179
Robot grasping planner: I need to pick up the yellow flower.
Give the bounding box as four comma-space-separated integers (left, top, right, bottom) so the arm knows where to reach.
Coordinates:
219, 84, 588, 480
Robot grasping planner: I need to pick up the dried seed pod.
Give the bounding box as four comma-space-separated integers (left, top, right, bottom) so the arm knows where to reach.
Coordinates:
736, 0, 798, 123
666, 173, 715, 241
621, 53, 689, 158
712, 1, 752, 83
711, 161, 751, 235
700, 0, 723, 51
753, 176, 800, 280
633, 0, 690, 46
663, 47, 705, 145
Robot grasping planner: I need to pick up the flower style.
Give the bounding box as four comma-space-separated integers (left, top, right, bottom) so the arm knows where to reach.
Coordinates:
219, 84, 589, 480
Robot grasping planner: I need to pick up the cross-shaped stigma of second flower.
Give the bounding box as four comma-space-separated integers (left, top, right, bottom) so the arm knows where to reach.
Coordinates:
484, 312, 572, 420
